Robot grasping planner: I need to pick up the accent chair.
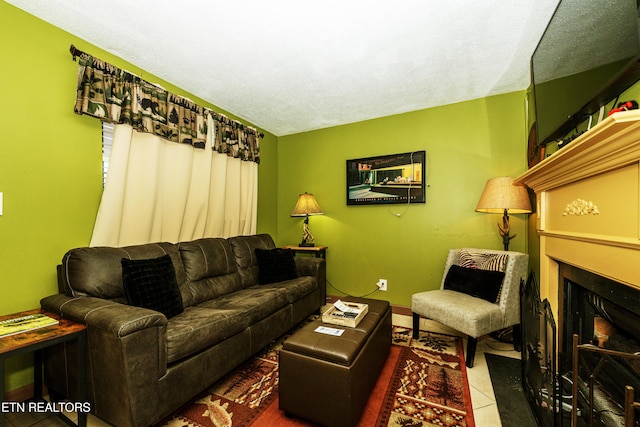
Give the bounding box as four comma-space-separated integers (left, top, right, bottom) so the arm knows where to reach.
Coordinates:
411, 248, 529, 368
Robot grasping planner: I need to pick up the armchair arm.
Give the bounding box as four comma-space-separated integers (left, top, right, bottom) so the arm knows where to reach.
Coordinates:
497, 253, 529, 327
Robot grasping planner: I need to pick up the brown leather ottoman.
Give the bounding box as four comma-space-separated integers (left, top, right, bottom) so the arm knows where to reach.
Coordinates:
279, 297, 392, 427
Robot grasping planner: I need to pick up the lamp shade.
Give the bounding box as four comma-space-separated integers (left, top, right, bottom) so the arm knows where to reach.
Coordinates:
291, 193, 324, 216
475, 177, 532, 214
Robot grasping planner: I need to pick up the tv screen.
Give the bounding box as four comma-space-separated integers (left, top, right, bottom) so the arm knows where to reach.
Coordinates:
346, 151, 426, 206
532, 0, 640, 145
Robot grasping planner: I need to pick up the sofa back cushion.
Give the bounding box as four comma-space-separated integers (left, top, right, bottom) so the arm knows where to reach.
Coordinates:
228, 234, 276, 287
61, 242, 186, 302
178, 238, 242, 306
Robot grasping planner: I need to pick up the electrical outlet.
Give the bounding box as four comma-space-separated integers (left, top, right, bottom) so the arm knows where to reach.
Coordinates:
377, 279, 387, 291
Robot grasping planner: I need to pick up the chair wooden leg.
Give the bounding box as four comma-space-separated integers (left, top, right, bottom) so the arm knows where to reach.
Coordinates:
412, 313, 420, 338
466, 337, 477, 368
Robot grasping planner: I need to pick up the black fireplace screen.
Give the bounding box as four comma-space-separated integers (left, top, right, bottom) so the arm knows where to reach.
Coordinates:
571, 334, 640, 426
521, 271, 558, 426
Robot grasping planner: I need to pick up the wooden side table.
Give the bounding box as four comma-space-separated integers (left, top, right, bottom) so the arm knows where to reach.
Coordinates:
283, 245, 328, 259
0, 309, 87, 427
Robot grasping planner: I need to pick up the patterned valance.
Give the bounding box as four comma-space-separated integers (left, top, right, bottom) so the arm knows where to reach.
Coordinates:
72, 46, 260, 163
213, 115, 260, 163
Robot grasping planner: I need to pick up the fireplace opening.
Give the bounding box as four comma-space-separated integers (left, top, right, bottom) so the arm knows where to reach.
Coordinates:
559, 263, 640, 426
521, 265, 640, 426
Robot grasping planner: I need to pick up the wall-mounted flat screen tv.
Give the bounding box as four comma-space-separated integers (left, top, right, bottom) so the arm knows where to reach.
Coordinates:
346, 151, 426, 206
532, 0, 640, 145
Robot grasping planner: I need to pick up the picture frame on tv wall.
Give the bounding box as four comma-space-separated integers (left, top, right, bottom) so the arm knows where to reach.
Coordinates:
346, 151, 426, 206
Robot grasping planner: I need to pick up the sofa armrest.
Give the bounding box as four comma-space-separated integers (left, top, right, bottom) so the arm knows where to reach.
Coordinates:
294, 257, 326, 306
41, 293, 167, 337
41, 293, 169, 424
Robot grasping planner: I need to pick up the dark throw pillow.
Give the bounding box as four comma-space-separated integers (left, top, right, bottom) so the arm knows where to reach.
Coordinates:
255, 248, 297, 285
121, 254, 184, 319
443, 264, 505, 303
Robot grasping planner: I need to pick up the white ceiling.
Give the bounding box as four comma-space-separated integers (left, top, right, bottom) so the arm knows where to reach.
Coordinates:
8, 0, 559, 136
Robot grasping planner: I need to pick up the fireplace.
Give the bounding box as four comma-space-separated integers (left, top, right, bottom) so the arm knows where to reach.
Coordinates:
515, 111, 640, 426
559, 263, 640, 426
521, 265, 640, 426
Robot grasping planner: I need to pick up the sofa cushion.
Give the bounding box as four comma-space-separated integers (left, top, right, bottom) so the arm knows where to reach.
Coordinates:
62, 242, 185, 301
197, 286, 289, 326
255, 248, 297, 285
165, 306, 247, 363
443, 264, 505, 303
179, 238, 243, 306
228, 234, 276, 287
162, 287, 290, 362
257, 276, 317, 303
179, 238, 237, 282
121, 255, 184, 319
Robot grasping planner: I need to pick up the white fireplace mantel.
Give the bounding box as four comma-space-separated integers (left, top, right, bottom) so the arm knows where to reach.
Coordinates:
515, 110, 640, 310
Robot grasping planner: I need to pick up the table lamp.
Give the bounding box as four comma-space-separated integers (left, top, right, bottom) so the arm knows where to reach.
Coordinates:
475, 177, 532, 250
291, 192, 324, 247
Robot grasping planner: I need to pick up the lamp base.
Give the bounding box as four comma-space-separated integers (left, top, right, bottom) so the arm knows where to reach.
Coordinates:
300, 216, 315, 247
498, 209, 515, 251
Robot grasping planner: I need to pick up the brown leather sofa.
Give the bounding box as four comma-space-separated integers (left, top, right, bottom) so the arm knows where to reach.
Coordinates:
40, 234, 325, 427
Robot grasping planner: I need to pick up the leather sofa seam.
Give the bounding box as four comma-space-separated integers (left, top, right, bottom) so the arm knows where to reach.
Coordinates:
117, 314, 164, 337
81, 302, 121, 322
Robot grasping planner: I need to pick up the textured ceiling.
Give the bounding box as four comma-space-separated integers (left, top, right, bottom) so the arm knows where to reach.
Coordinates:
8, 0, 559, 136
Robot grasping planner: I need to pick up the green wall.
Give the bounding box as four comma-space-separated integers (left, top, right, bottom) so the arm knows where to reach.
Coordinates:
0, 0, 532, 394
277, 92, 530, 306
0, 1, 277, 392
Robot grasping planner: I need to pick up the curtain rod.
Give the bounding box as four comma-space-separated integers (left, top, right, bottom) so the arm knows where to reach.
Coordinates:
69, 44, 265, 138
70, 44, 86, 61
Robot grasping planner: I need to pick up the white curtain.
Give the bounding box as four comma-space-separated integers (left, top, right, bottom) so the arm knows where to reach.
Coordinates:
90, 116, 258, 247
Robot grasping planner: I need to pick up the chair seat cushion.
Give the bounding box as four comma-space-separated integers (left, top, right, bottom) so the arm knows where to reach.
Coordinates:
412, 289, 505, 338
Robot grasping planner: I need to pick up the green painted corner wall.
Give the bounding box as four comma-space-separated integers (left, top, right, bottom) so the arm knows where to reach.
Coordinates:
0, 0, 532, 394
0, 2, 278, 392
277, 92, 530, 306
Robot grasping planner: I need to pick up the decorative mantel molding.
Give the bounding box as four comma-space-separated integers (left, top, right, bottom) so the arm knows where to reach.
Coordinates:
562, 199, 599, 216
514, 110, 640, 192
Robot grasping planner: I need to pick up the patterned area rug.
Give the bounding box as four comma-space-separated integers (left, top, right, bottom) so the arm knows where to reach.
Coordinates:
157, 326, 474, 427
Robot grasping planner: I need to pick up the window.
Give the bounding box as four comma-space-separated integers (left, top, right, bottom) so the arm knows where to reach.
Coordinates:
102, 122, 114, 187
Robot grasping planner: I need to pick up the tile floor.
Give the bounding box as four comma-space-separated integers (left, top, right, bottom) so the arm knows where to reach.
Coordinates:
4, 313, 520, 427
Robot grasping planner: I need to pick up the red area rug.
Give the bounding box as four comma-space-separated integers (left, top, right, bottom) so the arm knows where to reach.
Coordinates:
157, 327, 475, 427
